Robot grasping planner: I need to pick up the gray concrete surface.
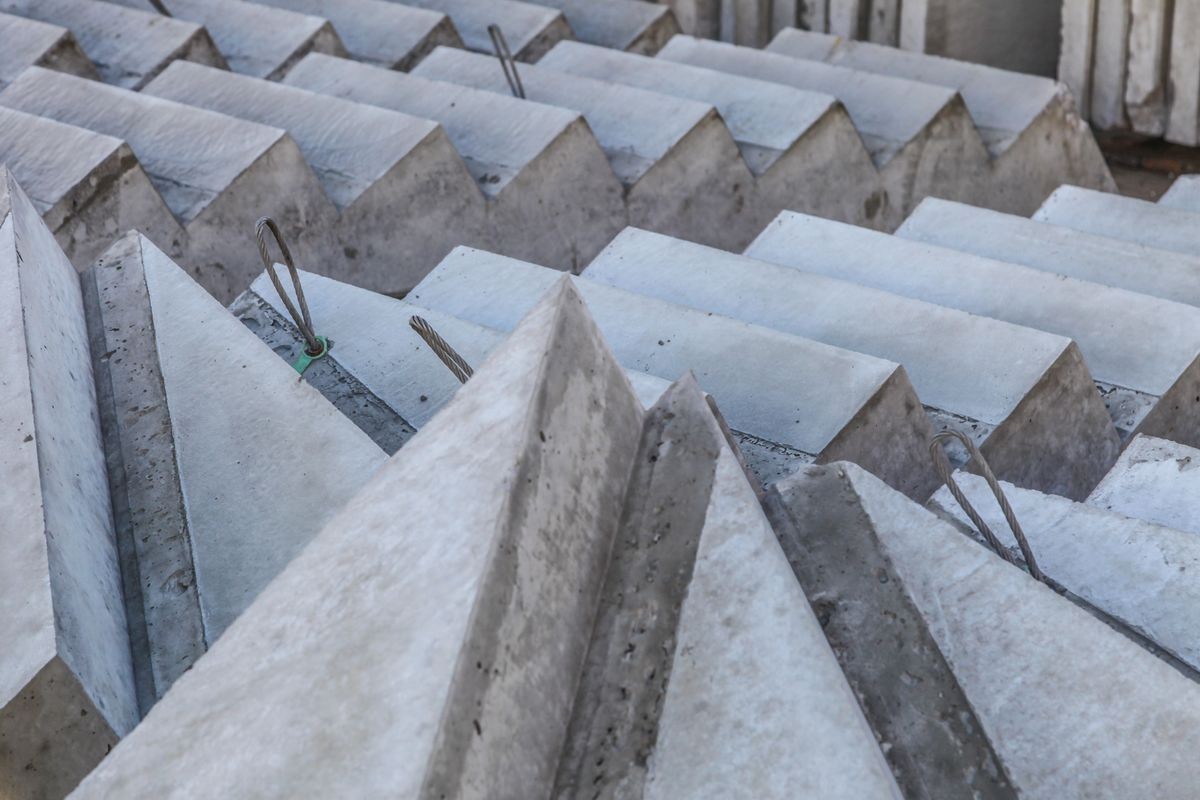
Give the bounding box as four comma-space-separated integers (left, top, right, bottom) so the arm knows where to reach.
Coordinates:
1157, 174, 1200, 211
286, 52, 622, 274
0, 170, 136, 799
0, 9, 95, 87
1085, 434, 1200, 535
1168, 0, 1200, 144
83, 232, 386, 705
898, 0, 1061, 76
535, 0, 679, 53
71, 280, 646, 800
397, 0, 571, 61
588, 227, 1107, 500
0, 66, 338, 303
410, 246, 939, 496
1035, 185, 1200, 258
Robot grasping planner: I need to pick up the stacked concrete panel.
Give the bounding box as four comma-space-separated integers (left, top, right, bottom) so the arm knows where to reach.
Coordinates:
84, 231, 386, 706
413, 46, 759, 250
0, 67, 336, 303
0, 10, 95, 87
283, 53, 623, 273
0, 0, 225, 89
144, 60, 484, 295
539, 40, 888, 229
397, 0, 571, 61
766, 28, 1115, 213
0, 169, 137, 800
586, 228, 1116, 501
535, 0, 680, 53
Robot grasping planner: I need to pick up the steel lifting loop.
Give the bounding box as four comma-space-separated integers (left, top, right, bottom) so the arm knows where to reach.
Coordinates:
929, 430, 1045, 582
255, 216, 323, 357
487, 24, 526, 99
409, 316, 473, 384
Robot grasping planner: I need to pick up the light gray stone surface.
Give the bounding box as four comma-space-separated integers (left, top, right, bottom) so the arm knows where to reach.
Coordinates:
146, 59, 481, 296
286, 52, 622, 274
410, 246, 939, 496
84, 232, 386, 704
107, 0, 347, 79
1167, 0, 1200, 145
535, 0, 679, 53
0, 0, 225, 89
1035, 185, 1200, 257
397, 0, 571, 60
71, 280, 647, 800
588, 227, 1106, 500
778, 462, 1200, 799
1059, 0, 1096, 118
0, 105, 184, 268
539, 40, 889, 229
1157, 174, 1200, 211
0, 170, 137, 799
0, 66, 337, 303
1124, 0, 1171, 135
1085, 434, 1200, 535
252, 0, 461, 68
1089, 0, 1131, 130
0, 9, 95, 87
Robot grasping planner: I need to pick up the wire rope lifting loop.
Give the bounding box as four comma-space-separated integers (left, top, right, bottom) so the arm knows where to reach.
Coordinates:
409, 316, 473, 384
255, 216, 328, 375
487, 24, 526, 99
928, 429, 1045, 583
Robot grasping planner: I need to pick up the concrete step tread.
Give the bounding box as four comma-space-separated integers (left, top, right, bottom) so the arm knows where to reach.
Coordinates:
1086, 434, 1200, 535
1158, 174, 1200, 212
395, 0, 569, 60
1034, 185, 1200, 256
0, 9, 93, 86
534, 0, 677, 52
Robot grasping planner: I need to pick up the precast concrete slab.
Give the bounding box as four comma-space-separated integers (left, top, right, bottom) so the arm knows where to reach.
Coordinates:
538, 40, 889, 229
1085, 435, 1200, 535
107, 0, 347, 79
897, 0, 1061, 77
775, 462, 1200, 799
930, 471, 1200, 678
1035, 185, 1200, 257
71, 280, 647, 800
1157, 174, 1200, 210
251, 0, 461, 69
0, 0, 225, 89
0, 170, 137, 799
83, 232, 386, 704
1123, 0, 1171, 136
766, 28, 1116, 213
765, 465, 1015, 800
1059, 0, 1097, 118
409, 247, 939, 496
395, 0, 571, 61
534, 0, 680, 53
146, 60, 482, 296
0, 67, 338, 303
587, 228, 1108, 500
658, 35, 991, 222
1167, 0, 1200, 145
0, 10, 95, 87
285, 53, 622, 273
898, 198, 1200, 309
0, 105, 184, 268
750, 209, 1197, 456
413, 46, 761, 250
1089, 0, 1131, 130
558, 378, 904, 799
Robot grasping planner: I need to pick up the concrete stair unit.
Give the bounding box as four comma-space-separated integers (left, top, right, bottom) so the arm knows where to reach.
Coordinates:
766, 28, 1116, 212
0, 0, 224, 89
0, 10, 96, 87
412, 46, 762, 251
0, 67, 337, 303
393, 0, 571, 61
1158, 174, 1200, 212
584, 228, 1115, 501
1085, 434, 1200, 535
538, 40, 889, 230
144, 60, 485, 296
283, 53, 624, 273
1034, 185, 1200, 257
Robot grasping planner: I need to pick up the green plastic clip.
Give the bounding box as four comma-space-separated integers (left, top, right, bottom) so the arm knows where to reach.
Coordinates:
292, 335, 329, 375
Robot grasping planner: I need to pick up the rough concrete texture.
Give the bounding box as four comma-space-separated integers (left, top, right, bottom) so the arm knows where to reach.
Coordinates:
1035, 185, 1200, 258
410, 246, 939, 496
252, 0, 462, 69
539, 41, 889, 230
0, 170, 137, 799
286, 53, 623, 274
767, 29, 1116, 212
589, 227, 1099, 499
536, 0, 680, 53
106, 0, 347, 79
1086, 434, 1200, 535
414, 46, 762, 251
1158, 174, 1200, 211
1124, 0, 1171, 135
0, 0, 226, 89
399, 0, 571, 61
1167, 0, 1200, 145
147, 60, 481, 296
1058, 0, 1097, 118
71, 280, 647, 800
0, 105, 185, 268
0, 67, 337, 303
766, 466, 1015, 800
1090, 0, 1131, 129
779, 462, 1200, 799
931, 471, 1200, 676
0, 10, 95, 87
84, 232, 386, 704
899, 197, 1200, 309
898, 0, 1061, 76
658, 35, 991, 224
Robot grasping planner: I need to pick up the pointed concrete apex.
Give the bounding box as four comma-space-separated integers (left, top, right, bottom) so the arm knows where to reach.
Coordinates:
83, 232, 386, 705
72, 272, 647, 799
0, 171, 137, 799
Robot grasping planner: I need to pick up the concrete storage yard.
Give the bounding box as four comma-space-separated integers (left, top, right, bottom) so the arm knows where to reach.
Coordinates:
4, 2, 1200, 798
